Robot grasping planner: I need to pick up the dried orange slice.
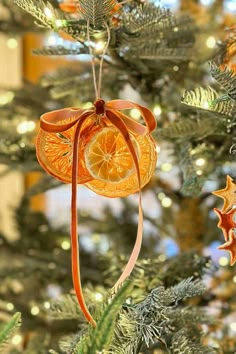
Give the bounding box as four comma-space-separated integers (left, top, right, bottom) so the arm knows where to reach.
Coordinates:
36, 117, 100, 184
85, 127, 138, 183
85, 133, 157, 197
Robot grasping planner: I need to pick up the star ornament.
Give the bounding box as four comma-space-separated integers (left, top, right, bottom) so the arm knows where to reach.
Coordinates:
212, 175, 236, 212
218, 230, 236, 266
214, 207, 236, 241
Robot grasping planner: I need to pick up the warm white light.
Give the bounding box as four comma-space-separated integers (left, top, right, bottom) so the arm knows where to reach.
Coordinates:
219, 256, 229, 266
55, 19, 66, 28
44, 7, 53, 18
161, 162, 172, 172
161, 197, 172, 208
158, 192, 166, 200
17, 121, 36, 134
47, 35, 57, 46
153, 105, 162, 116
94, 40, 106, 52
44, 301, 51, 309
173, 65, 179, 72
6, 302, 14, 311
61, 240, 70, 250
206, 36, 216, 49
159, 254, 166, 262
230, 322, 236, 332
195, 158, 206, 167
233, 275, 236, 283
95, 292, 103, 302
12, 334, 22, 345
156, 145, 161, 153
173, 27, 178, 32
7, 38, 18, 49
130, 108, 141, 120
31, 306, 40, 316
196, 170, 203, 176
0, 91, 14, 105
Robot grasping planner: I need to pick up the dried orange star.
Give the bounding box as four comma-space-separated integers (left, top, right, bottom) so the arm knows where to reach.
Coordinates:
214, 208, 236, 241
218, 230, 236, 266
212, 175, 236, 212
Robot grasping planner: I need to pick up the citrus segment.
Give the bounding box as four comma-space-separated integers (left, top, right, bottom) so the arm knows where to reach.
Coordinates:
85, 127, 138, 183
36, 117, 101, 184
85, 134, 157, 197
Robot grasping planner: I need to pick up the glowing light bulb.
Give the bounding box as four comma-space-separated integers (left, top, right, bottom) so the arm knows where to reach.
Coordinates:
233, 275, 236, 283
61, 240, 70, 250
161, 162, 173, 172
219, 256, 229, 266
17, 121, 36, 134
158, 192, 166, 200
206, 36, 216, 49
130, 108, 141, 120
153, 105, 162, 116
161, 197, 172, 208
7, 38, 18, 49
230, 322, 236, 332
0, 91, 14, 105
44, 7, 53, 18
6, 303, 14, 311
44, 301, 51, 309
94, 40, 106, 52
158, 254, 166, 262
95, 292, 103, 302
12, 334, 22, 345
196, 170, 203, 176
195, 158, 206, 167
31, 306, 40, 316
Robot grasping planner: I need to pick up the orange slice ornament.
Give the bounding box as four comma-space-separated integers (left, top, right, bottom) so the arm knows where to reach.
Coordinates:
36, 99, 157, 327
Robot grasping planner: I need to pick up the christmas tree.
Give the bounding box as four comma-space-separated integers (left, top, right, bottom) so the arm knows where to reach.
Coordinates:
0, 0, 236, 353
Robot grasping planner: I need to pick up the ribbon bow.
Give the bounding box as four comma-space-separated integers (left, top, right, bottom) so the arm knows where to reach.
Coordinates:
36, 99, 157, 327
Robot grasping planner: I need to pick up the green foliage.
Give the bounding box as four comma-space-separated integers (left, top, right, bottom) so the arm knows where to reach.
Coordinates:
78, 0, 116, 28
210, 62, 236, 100
33, 45, 88, 56
75, 280, 132, 354
181, 86, 236, 116
170, 329, 216, 354
0, 313, 22, 350
14, 0, 65, 29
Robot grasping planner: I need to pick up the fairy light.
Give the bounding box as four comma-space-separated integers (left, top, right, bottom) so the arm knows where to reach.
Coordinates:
206, 36, 216, 49
94, 40, 106, 53
161, 162, 173, 172
47, 34, 57, 46
17, 121, 36, 134
158, 254, 166, 262
31, 306, 40, 316
196, 170, 203, 176
55, 19, 66, 28
95, 292, 103, 302
219, 256, 229, 266
44, 301, 51, 309
173, 65, 179, 72
44, 7, 53, 18
161, 197, 172, 208
153, 104, 162, 116
7, 38, 18, 49
233, 275, 236, 283
0, 91, 14, 105
230, 323, 236, 332
6, 302, 14, 311
130, 108, 141, 120
12, 334, 22, 345
61, 240, 70, 250
158, 192, 166, 200
195, 158, 206, 167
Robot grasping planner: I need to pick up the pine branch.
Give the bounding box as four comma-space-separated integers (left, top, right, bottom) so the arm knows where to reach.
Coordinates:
210, 62, 236, 100
48, 294, 82, 320
123, 4, 170, 34
33, 45, 88, 56
75, 280, 132, 354
136, 47, 192, 61
181, 86, 236, 116
14, 0, 65, 29
0, 313, 22, 350
77, 0, 116, 28
156, 117, 219, 140
170, 329, 216, 354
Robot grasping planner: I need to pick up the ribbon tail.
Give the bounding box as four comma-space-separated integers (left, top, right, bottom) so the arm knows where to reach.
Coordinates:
71, 112, 96, 327
106, 110, 143, 292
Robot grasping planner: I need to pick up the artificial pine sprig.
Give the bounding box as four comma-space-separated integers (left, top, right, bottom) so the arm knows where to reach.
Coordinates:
0, 313, 22, 350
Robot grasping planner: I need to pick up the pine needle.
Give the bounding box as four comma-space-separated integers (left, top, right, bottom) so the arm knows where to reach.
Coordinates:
0, 313, 22, 350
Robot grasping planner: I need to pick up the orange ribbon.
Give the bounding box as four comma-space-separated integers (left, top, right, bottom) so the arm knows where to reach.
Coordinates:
38, 99, 156, 327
